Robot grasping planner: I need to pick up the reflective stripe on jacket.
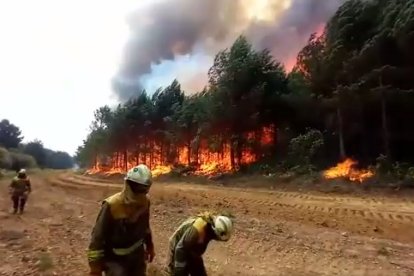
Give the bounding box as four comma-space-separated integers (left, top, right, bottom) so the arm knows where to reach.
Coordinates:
87, 192, 152, 265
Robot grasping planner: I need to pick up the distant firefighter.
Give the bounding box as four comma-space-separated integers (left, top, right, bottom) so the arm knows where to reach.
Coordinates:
168, 212, 234, 276
87, 164, 155, 276
9, 169, 31, 214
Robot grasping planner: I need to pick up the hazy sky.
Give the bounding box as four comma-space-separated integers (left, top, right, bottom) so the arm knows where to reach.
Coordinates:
0, 0, 145, 155
0, 0, 335, 156
0, 0, 218, 155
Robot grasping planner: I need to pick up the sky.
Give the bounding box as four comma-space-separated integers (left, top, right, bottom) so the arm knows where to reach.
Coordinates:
0, 0, 221, 155
0, 0, 339, 154
0, 0, 144, 155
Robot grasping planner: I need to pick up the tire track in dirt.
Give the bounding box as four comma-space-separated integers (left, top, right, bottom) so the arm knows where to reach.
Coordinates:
45, 173, 414, 275
57, 174, 414, 241
160, 183, 414, 226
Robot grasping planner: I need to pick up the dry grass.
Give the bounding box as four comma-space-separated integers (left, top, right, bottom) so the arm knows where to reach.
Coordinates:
36, 252, 54, 272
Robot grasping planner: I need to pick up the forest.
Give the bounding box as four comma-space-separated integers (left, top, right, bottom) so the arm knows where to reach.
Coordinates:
75, 0, 414, 179
0, 119, 74, 171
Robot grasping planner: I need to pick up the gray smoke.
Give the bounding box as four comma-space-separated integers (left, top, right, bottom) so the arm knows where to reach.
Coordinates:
247, 0, 345, 64
113, 0, 345, 101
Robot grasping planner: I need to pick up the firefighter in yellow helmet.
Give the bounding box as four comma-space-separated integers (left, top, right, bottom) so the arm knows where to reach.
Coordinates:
87, 164, 155, 276
9, 169, 31, 214
167, 212, 234, 276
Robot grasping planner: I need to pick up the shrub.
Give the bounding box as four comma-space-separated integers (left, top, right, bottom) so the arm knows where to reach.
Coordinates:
287, 129, 324, 173
9, 151, 37, 171
0, 147, 12, 169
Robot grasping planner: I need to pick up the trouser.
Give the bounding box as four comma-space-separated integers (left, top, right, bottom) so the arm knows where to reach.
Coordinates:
11, 195, 27, 213
104, 247, 147, 276
167, 245, 206, 276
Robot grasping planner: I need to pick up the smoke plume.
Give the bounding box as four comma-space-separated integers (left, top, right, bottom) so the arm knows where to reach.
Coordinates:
113, 0, 345, 101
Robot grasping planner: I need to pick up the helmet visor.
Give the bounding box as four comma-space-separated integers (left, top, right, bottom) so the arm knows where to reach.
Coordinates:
126, 180, 149, 194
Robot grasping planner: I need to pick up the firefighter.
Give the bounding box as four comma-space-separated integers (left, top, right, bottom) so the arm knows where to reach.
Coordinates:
168, 212, 234, 276
9, 169, 31, 214
87, 164, 155, 276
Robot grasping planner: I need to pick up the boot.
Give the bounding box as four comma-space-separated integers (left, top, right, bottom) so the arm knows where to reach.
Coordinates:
18, 208, 24, 215
10, 208, 17, 214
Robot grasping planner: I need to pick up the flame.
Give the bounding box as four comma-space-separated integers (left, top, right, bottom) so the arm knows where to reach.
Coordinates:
152, 165, 172, 177
85, 126, 275, 177
323, 158, 374, 183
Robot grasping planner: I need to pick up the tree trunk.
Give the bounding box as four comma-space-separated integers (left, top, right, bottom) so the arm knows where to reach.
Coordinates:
230, 139, 235, 170
123, 149, 128, 171
187, 144, 191, 166
135, 151, 140, 166
379, 76, 391, 158
236, 136, 243, 167
143, 139, 147, 166
359, 102, 369, 161
149, 140, 153, 168
94, 152, 98, 169
221, 140, 224, 161
160, 143, 164, 165
337, 107, 346, 159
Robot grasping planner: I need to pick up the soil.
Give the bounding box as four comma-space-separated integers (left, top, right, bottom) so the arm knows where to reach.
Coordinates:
1, 171, 414, 275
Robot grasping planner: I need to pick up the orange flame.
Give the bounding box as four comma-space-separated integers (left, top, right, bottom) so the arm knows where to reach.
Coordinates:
323, 158, 374, 183
152, 165, 172, 177
86, 126, 275, 177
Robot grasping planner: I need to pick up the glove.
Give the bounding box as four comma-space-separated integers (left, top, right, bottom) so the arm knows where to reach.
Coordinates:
145, 245, 155, 263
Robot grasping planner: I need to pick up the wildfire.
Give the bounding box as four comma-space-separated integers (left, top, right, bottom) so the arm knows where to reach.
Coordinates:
85, 126, 275, 177
85, 168, 99, 175
195, 162, 230, 176
152, 165, 172, 177
323, 158, 374, 183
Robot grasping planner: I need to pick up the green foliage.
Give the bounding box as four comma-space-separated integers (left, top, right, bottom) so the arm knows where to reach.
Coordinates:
293, 0, 414, 163
0, 147, 12, 169
77, 1, 414, 174
0, 147, 37, 170
45, 150, 74, 169
8, 150, 37, 171
0, 120, 73, 170
0, 119, 23, 149
77, 36, 288, 170
287, 129, 324, 171
375, 154, 393, 175
406, 167, 414, 180
23, 140, 47, 168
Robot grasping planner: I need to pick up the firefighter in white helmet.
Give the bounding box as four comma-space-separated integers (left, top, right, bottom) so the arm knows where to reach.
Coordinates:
87, 164, 155, 276
167, 212, 234, 276
9, 168, 31, 214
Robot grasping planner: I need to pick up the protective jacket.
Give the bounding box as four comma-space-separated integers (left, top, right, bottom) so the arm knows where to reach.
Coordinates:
168, 213, 217, 276
87, 192, 153, 275
9, 176, 31, 197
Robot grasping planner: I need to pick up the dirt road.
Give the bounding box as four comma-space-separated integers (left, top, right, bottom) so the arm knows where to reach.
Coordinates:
1, 172, 414, 275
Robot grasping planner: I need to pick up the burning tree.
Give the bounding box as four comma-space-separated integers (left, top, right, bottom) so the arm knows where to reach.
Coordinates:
77, 0, 414, 178
78, 37, 283, 176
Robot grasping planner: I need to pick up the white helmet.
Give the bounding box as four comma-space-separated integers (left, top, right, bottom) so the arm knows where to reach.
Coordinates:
18, 169, 26, 174
212, 215, 233, 241
125, 164, 152, 187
